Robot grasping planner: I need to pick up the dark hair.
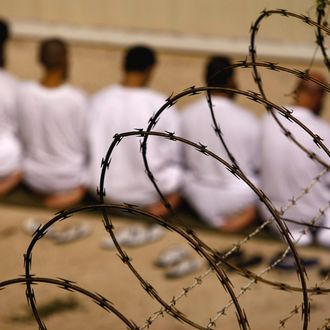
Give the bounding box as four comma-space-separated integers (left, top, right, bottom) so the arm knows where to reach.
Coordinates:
0, 19, 10, 67
205, 56, 234, 87
0, 19, 9, 45
295, 78, 325, 95
38, 38, 68, 70
123, 45, 156, 72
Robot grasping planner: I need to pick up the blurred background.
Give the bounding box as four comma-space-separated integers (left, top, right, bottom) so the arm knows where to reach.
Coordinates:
1, 0, 329, 120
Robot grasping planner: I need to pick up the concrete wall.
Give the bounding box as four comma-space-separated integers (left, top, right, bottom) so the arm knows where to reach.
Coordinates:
0, 0, 319, 42
1, 0, 330, 121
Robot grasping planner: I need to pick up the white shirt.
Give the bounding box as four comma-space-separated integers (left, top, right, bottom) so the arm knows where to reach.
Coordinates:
88, 84, 182, 205
260, 106, 330, 228
0, 69, 21, 177
17, 82, 88, 193
180, 95, 260, 226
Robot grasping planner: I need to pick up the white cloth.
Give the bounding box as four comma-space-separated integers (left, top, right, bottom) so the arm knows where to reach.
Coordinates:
88, 84, 182, 205
180, 96, 260, 227
0, 69, 21, 177
259, 106, 330, 230
17, 82, 88, 193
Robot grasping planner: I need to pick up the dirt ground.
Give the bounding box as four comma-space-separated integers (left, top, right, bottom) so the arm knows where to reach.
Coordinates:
0, 203, 329, 330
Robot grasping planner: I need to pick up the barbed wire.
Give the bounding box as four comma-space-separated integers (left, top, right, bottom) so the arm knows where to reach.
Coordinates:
132, 10, 330, 327
279, 270, 330, 329
1, 199, 328, 329
316, 0, 330, 69
1, 3, 330, 330
136, 84, 329, 330
317, 318, 330, 330
0, 275, 139, 329
141, 170, 329, 329
16, 130, 330, 330
206, 201, 330, 329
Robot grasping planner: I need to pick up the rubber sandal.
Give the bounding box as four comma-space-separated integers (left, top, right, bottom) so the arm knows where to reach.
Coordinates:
212, 249, 262, 272
23, 218, 58, 238
269, 251, 319, 271
290, 230, 313, 246
53, 223, 91, 244
319, 266, 330, 278
101, 224, 165, 249
236, 255, 263, 269
144, 225, 165, 244
154, 245, 189, 268
100, 225, 147, 249
165, 258, 203, 279
213, 249, 244, 264
121, 226, 150, 247
316, 229, 330, 248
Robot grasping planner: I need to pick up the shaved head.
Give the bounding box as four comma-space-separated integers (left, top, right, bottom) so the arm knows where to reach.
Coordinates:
123, 45, 156, 72
204, 55, 237, 99
0, 19, 9, 46
39, 38, 68, 70
0, 19, 9, 68
295, 71, 327, 115
205, 56, 234, 87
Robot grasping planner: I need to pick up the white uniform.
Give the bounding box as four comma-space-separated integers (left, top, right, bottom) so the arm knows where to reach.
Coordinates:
180, 96, 260, 227
17, 82, 88, 193
88, 84, 182, 205
260, 106, 330, 229
0, 69, 21, 178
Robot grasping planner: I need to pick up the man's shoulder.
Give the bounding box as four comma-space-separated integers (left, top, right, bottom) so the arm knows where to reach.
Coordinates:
288, 105, 330, 133
126, 87, 168, 106
181, 98, 206, 115
61, 84, 86, 100
315, 116, 330, 142
0, 71, 18, 97
214, 98, 260, 129
17, 80, 38, 95
91, 85, 119, 104
228, 100, 258, 118
92, 85, 167, 106
144, 88, 167, 101
0, 70, 18, 87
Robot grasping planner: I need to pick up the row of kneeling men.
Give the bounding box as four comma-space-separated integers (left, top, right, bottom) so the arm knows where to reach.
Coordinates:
0, 29, 329, 247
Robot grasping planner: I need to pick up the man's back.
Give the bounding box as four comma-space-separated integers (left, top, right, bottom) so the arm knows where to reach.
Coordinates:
0, 69, 21, 178
88, 84, 182, 204
260, 106, 330, 222
17, 81, 87, 192
181, 96, 259, 185
180, 95, 260, 227
0, 69, 18, 133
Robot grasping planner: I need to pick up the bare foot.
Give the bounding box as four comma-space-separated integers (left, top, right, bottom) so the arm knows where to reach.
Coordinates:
0, 171, 22, 197
146, 192, 181, 217
44, 186, 86, 209
219, 207, 256, 233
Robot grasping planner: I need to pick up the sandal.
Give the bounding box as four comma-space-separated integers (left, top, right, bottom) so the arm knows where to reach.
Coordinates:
154, 245, 188, 268
23, 218, 58, 238
165, 258, 203, 279
269, 251, 319, 271
319, 266, 330, 278
53, 223, 91, 244
23, 218, 91, 243
101, 224, 165, 249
